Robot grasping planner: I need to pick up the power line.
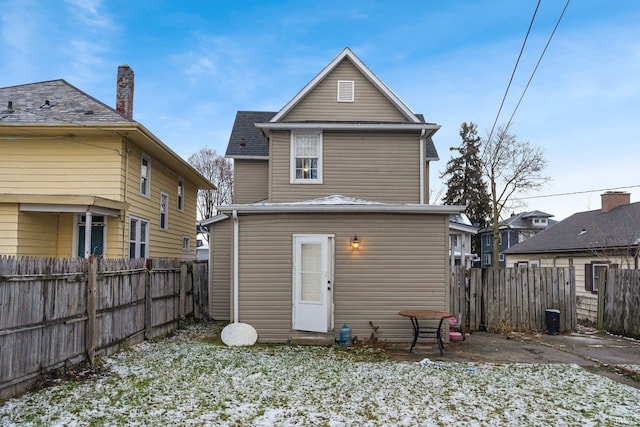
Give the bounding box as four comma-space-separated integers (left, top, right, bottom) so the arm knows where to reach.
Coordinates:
505, 0, 571, 129
512, 184, 640, 201
486, 0, 541, 144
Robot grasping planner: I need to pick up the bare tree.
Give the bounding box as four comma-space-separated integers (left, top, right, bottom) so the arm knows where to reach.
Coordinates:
481, 124, 550, 267
188, 148, 233, 221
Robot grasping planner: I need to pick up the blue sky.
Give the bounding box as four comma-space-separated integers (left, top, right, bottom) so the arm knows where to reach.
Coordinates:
1, 0, 639, 220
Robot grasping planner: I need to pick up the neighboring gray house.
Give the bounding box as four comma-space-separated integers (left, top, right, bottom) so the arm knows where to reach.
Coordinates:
504, 192, 640, 323
478, 210, 556, 267
205, 47, 463, 343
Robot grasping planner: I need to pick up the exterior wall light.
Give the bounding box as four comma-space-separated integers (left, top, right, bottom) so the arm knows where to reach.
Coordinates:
350, 235, 361, 250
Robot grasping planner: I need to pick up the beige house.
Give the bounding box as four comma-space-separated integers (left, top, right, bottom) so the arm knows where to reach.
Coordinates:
205, 48, 463, 343
0, 66, 214, 259
504, 192, 640, 323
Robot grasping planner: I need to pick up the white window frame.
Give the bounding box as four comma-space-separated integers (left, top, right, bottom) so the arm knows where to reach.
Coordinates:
290, 130, 323, 184
129, 216, 149, 259
337, 80, 355, 102
182, 236, 191, 252
592, 263, 608, 292
483, 253, 491, 266
140, 153, 151, 198
177, 177, 185, 212
160, 191, 169, 231
530, 259, 540, 268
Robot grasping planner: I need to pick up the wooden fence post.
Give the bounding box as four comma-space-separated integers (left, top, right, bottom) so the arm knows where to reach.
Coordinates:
145, 259, 153, 340
86, 256, 97, 365
180, 262, 187, 323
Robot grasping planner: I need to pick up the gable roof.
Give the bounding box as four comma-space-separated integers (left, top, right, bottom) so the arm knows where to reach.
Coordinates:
0, 79, 214, 190
504, 202, 640, 254
0, 79, 131, 125
271, 48, 420, 124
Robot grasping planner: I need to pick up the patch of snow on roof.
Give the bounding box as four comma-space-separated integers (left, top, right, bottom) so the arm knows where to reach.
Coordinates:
260, 194, 386, 206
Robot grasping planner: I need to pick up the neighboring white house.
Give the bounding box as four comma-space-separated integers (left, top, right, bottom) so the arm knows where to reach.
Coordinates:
449, 213, 478, 268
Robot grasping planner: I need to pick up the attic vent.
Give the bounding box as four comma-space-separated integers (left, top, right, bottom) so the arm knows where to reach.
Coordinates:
337, 80, 354, 102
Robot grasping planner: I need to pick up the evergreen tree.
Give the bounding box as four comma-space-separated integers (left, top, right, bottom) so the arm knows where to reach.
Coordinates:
441, 122, 491, 253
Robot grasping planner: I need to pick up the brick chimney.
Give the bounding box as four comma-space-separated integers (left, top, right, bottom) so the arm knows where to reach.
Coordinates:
116, 65, 134, 119
601, 191, 630, 213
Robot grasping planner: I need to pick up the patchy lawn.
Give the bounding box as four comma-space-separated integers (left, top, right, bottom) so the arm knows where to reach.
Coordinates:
2, 323, 640, 426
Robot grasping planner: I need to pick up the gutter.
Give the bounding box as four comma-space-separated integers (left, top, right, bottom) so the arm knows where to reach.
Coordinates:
255, 122, 441, 132
218, 203, 464, 215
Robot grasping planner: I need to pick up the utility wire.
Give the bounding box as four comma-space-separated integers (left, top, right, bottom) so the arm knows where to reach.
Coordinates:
486, 0, 541, 144
512, 184, 640, 201
505, 0, 571, 129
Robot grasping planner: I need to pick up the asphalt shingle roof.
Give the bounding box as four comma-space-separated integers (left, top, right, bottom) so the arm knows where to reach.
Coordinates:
225, 111, 275, 157
504, 202, 640, 254
0, 80, 132, 125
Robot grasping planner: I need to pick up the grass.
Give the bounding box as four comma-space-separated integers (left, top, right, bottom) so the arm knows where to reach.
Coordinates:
1, 322, 640, 426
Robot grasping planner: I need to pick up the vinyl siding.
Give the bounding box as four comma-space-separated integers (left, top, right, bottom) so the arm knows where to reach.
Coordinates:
0, 136, 123, 199
233, 160, 268, 204
282, 59, 408, 122
0, 204, 19, 255
124, 144, 199, 259
234, 212, 449, 342
270, 130, 421, 203
210, 218, 231, 320
16, 212, 60, 257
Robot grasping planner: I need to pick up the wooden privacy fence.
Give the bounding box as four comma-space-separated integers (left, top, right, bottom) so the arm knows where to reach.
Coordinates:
598, 268, 640, 340
450, 266, 576, 333
0, 256, 209, 400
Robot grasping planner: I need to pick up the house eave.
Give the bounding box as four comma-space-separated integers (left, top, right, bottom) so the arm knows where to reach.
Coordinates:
2, 194, 127, 216
218, 203, 464, 215
254, 122, 440, 132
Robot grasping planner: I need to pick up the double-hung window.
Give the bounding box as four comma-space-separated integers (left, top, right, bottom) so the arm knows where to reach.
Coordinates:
291, 131, 322, 184
140, 154, 151, 197
160, 192, 169, 230
177, 178, 184, 212
129, 216, 149, 258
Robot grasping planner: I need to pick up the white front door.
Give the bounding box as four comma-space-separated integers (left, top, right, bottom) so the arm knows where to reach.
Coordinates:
292, 235, 334, 332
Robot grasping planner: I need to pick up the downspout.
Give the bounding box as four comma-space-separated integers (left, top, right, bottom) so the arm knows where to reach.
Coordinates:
122, 139, 129, 257
84, 211, 92, 258
232, 209, 239, 323
419, 129, 425, 205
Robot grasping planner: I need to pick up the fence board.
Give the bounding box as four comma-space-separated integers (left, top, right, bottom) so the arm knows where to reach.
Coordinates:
451, 266, 576, 334
0, 256, 208, 400
602, 269, 640, 339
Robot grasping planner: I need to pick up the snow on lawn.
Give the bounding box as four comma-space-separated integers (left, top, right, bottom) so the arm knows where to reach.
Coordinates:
2, 324, 640, 426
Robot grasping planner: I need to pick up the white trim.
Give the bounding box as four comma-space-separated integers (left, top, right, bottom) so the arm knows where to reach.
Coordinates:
129, 215, 150, 258
256, 122, 440, 132
290, 130, 323, 184
219, 203, 464, 215
292, 234, 334, 332
177, 177, 185, 212
160, 191, 169, 230
140, 153, 151, 198
270, 48, 420, 123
